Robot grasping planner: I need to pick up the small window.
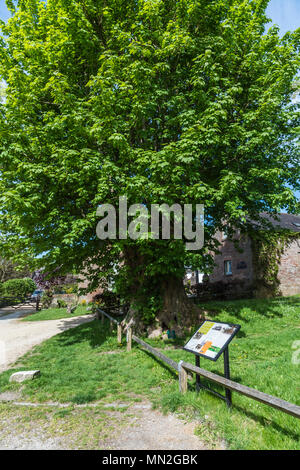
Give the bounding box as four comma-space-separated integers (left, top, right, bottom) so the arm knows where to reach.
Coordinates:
224, 260, 232, 276
237, 261, 247, 270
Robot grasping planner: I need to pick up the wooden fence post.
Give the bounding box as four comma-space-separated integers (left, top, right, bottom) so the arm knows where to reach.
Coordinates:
110, 320, 113, 332
127, 327, 132, 352
117, 324, 122, 344
178, 361, 188, 394
101, 312, 104, 324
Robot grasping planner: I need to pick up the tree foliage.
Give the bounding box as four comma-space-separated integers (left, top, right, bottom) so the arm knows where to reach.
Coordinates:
0, 256, 32, 282
1, 277, 36, 298
0, 0, 299, 327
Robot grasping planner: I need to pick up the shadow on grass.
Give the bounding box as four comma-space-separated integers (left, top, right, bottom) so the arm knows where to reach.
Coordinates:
233, 404, 300, 441
187, 376, 300, 442
198, 295, 300, 323
136, 348, 178, 380
52, 318, 114, 350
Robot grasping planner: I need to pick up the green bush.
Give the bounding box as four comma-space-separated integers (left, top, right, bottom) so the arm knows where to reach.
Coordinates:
41, 291, 53, 309
2, 278, 36, 299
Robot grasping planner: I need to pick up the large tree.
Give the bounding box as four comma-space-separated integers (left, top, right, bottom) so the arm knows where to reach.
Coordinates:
0, 0, 299, 331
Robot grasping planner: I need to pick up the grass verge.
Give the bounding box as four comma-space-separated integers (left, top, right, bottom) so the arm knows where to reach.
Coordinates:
0, 295, 299, 449
22, 305, 91, 321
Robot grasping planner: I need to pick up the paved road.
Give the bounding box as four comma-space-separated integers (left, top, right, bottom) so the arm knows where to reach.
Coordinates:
0, 310, 95, 373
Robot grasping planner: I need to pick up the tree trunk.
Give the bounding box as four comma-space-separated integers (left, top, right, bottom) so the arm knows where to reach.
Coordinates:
122, 275, 202, 336
121, 244, 203, 336
158, 276, 202, 335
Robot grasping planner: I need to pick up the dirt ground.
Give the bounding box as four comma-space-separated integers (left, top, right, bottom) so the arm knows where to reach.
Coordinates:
0, 400, 218, 450
107, 404, 211, 450
0, 310, 219, 450
0, 309, 95, 373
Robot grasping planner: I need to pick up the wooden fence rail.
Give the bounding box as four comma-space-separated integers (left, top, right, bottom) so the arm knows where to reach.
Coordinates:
178, 360, 300, 419
132, 334, 179, 371
0, 296, 40, 311
96, 308, 300, 420
96, 308, 122, 344
97, 308, 119, 324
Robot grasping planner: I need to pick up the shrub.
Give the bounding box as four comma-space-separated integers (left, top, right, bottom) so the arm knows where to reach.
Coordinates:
41, 290, 53, 309
57, 299, 67, 308
190, 279, 253, 301
2, 278, 36, 299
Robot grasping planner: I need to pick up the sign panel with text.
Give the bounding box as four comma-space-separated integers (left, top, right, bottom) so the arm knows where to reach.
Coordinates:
183, 320, 240, 362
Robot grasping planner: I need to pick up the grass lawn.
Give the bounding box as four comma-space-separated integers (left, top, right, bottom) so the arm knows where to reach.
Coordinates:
22, 305, 91, 321
1, 295, 300, 449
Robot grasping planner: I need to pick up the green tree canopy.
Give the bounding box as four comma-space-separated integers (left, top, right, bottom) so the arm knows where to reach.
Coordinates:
0, 0, 299, 329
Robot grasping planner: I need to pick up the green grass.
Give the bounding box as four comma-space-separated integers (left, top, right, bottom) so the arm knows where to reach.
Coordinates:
22, 305, 90, 321
0, 403, 128, 449
1, 295, 300, 449
0, 319, 175, 406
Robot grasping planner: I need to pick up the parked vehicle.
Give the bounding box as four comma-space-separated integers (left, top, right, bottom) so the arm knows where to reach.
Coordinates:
31, 289, 43, 300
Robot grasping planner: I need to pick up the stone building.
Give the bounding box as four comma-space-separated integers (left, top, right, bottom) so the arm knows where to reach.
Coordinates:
77, 275, 104, 303
186, 213, 300, 298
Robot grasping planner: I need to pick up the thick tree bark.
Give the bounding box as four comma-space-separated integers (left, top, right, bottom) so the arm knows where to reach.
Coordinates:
157, 276, 202, 334
123, 275, 202, 336
121, 244, 203, 336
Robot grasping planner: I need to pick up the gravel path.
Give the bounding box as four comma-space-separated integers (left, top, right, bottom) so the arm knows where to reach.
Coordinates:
108, 404, 211, 450
0, 401, 216, 450
0, 309, 95, 373
0, 311, 218, 450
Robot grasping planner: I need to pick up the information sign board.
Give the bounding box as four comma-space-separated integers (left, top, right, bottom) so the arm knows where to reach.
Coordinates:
183, 320, 240, 362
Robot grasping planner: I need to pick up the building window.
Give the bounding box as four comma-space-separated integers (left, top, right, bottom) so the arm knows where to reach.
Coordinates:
224, 260, 232, 276
237, 261, 247, 270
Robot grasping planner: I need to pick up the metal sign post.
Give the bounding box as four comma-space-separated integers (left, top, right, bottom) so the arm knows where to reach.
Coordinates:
194, 346, 232, 407
184, 320, 240, 408
195, 355, 201, 392
223, 346, 232, 407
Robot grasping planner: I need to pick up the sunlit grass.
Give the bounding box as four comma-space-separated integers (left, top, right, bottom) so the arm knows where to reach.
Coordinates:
1, 295, 300, 449
22, 305, 90, 321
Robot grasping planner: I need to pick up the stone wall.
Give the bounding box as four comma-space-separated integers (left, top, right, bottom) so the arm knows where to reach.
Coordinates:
277, 238, 300, 296
77, 276, 103, 303
208, 232, 300, 298
209, 231, 254, 286
51, 293, 78, 307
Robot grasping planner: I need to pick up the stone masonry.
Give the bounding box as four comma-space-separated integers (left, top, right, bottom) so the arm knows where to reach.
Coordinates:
278, 238, 300, 296
186, 213, 300, 298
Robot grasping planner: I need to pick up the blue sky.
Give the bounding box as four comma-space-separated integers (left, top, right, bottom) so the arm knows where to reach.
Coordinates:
266, 0, 300, 34
0, 1, 10, 22
1, 0, 300, 31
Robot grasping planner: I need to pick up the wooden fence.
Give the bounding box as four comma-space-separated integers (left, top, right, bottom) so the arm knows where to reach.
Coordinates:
0, 295, 40, 311
132, 334, 179, 371
178, 360, 300, 419
97, 308, 300, 420
97, 308, 122, 344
